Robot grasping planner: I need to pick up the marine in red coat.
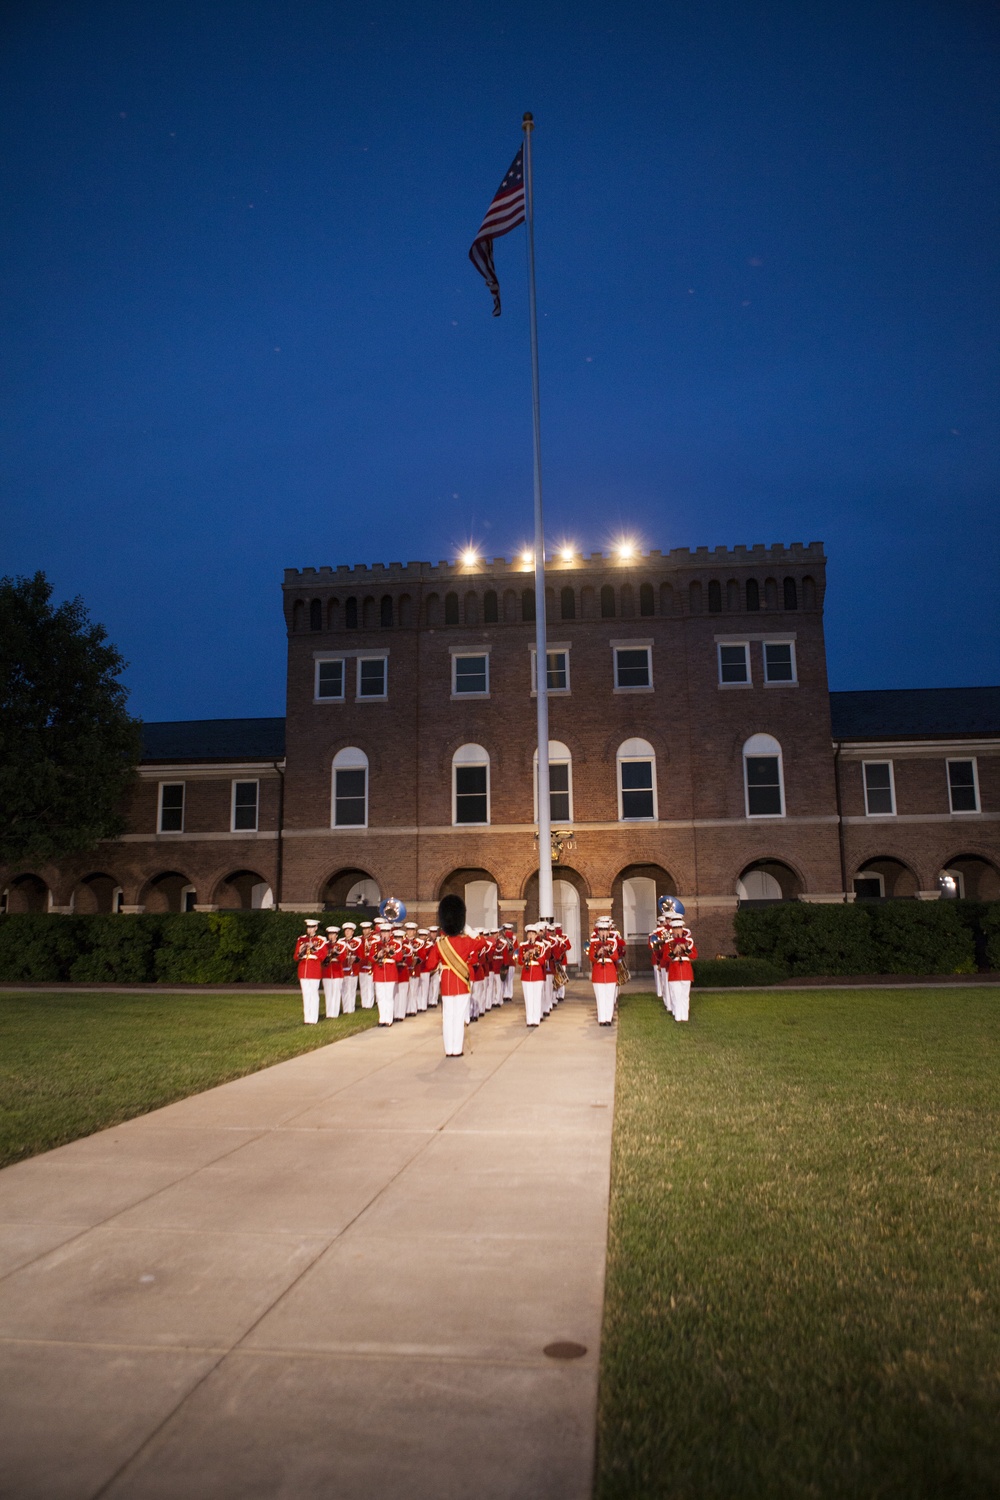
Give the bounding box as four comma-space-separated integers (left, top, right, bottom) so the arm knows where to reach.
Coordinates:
294, 921, 329, 1025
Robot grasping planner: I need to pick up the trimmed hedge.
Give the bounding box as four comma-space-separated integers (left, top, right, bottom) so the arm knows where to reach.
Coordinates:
692, 957, 788, 987
734, 900, 987, 977
0, 911, 361, 985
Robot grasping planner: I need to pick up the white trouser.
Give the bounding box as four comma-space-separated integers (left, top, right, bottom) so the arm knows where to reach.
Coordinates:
322, 976, 342, 1019
653, 965, 663, 998
299, 977, 320, 1025
502, 968, 514, 1001
359, 972, 375, 1009
375, 981, 395, 1025
663, 972, 674, 1012
668, 980, 691, 1021
543, 976, 553, 1015
593, 982, 617, 1024
341, 973, 358, 1013
405, 978, 418, 1016
394, 981, 408, 1020
492, 973, 503, 1007
416, 974, 429, 1011
471, 979, 485, 1019
522, 980, 543, 1027
429, 971, 441, 1007
442, 992, 467, 1055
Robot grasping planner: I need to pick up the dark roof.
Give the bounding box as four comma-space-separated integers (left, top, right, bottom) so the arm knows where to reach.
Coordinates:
141, 718, 286, 763
831, 688, 1000, 741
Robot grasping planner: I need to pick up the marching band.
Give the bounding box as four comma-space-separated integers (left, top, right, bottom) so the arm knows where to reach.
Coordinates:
293, 903, 699, 1047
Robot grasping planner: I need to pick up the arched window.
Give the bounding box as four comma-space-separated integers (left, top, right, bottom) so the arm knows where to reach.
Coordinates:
345, 597, 359, 629
620, 583, 634, 618
783, 577, 798, 610
581, 585, 596, 619
764, 578, 778, 610
560, 586, 575, 620
332, 747, 369, 828
639, 582, 654, 617
362, 596, 376, 629
600, 585, 616, 618
380, 595, 393, 628
425, 592, 441, 627
659, 582, 674, 615
616, 737, 657, 821
708, 580, 722, 613
309, 599, 323, 631
292, 600, 305, 632
502, 589, 517, 623
445, 591, 460, 625
521, 588, 536, 622
689, 581, 703, 613
464, 591, 479, 626
802, 576, 817, 609
398, 594, 414, 627
452, 743, 490, 825
533, 740, 573, 823
484, 589, 499, 624
746, 579, 760, 611
743, 733, 785, 818
327, 598, 340, 631
726, 579, 740, 611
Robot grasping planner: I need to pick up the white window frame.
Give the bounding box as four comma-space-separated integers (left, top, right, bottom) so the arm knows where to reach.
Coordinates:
853, 872, 885, 899
533, 741, 574, 823
331, 748, 369, 829
356, 655, 388, 701
717, 641, 751, 688
231, 778, 260, 833
612, 642, 653, 693
451, 648, 491, 699
743, 734, 785, 819
452, 743, 490, 827
530, 645, 571, 695
763, 639, 798, 686
158, 781, 185, 833
616, 738, 658, 821
946, 758, 980, 814
862, 761, 896, 817
314, 656, 346, 702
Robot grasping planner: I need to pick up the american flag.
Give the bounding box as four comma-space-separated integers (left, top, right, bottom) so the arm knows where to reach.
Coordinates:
469, 147, 525, 317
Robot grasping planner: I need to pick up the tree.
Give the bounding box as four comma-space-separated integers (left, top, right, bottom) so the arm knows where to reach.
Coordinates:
0, 573, 142, 864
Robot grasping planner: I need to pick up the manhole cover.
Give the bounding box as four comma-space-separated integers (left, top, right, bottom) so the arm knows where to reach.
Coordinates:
543, 1341, 587, 1360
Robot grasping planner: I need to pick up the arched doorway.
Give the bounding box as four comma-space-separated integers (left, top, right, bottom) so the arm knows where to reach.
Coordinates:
736, 860, 802, 905
73, 873, 120, 914
940, 855, 1000, 901
438, 868, 499, 932
6, 874, 48, 913
322, 868, 381, 911
851, 857, 918, 900
552, 878, 581, 967
143, 872, 196, 914
215, 870, 273, 910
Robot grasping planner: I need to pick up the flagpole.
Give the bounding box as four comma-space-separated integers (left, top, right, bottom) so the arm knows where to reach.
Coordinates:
522, 111, 553, 925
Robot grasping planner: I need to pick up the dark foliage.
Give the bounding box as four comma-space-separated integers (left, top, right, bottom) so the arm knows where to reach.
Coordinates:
734, 900, 984, 976
692, 957, 788, 987
0, 573, 142, 862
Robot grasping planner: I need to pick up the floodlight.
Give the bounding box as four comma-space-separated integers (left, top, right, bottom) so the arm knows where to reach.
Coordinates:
617, 540, 636, 560
560, 547, 574, 562
462, 549, 479, 567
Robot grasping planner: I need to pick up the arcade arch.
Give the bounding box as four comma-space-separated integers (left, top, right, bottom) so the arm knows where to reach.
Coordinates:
322, 867, 381, 911
736, 859, 802, 903
214, 870, 273, 910
852, 857, 918, 900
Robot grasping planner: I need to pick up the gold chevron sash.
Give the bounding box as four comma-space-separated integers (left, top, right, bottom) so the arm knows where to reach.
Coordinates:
437, 936, 470, 986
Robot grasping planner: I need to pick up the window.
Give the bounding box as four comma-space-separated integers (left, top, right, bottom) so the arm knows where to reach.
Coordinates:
600, 585, 615, 618
863, 762, 895, 816
708, 580, 722, 613
314, 658, 345, 700
718, 643, 750, 685
445, 592, 460, 625
484, 590, 499, 624
947, 759, 980, 813
613, 645, 652, 690
746, 579, 760, 611
743, 733, 785, 817
783, 577, 798, 610
521, 589, 536, 622
617, 737, 657, 820
560, 587, 575, 620
309, 599, 322, 631
380, 595, 393, 627
232, 780, 259, 831
357, 657, 387, 699
530, 648, 570, 693
763, 641, 796, 684
332, 748, 368, 827
639, 582, 654, 617
453, 743, 489, 825
534, 741, 573, 822
345, 597, 358, 629
453, 653, 489, 696
853, 875, 884, 900
158, 783, 184, 832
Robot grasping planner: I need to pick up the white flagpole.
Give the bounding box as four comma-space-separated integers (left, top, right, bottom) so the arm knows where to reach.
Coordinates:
522, 111, 553, 924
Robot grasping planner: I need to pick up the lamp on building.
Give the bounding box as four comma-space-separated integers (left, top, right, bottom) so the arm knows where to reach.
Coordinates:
560, 546, 574, 563
616, 539, 637, 561
461, 548, 479, 568
937, 872, 959, 899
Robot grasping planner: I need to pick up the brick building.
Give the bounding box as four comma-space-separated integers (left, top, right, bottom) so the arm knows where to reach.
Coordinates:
3, 541, 998, 966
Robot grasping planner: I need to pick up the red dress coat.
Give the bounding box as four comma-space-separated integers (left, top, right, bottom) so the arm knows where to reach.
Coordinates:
666, 932, 698, 981
587, 935, 620, 984
517, 939, 546, 983
435, 933, 478, 996
295, 935, 329, 980
370, 934, 400, 984
322, 939, 346, 979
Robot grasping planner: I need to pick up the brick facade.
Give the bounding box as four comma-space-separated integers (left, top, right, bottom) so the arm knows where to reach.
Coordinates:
3, 542, 998, 965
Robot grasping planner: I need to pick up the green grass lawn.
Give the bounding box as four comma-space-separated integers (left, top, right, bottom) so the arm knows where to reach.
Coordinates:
0, 991, 377, 1168
598, 988, 1000, 1500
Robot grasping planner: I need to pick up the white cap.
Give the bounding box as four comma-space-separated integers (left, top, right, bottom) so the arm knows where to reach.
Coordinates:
305, 919, 320, 928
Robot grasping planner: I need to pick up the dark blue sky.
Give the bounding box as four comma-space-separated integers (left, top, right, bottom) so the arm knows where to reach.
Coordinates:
3, 0, 997, 721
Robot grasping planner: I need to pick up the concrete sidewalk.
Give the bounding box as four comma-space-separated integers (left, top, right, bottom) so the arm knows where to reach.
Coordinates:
0, 994, 616, 1499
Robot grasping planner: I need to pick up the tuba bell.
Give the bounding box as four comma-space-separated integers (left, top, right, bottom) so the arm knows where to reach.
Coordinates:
379, 896, 407, 923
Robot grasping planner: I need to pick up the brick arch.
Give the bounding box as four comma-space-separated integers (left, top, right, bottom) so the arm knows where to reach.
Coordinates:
6, 873, 49, 913
519, 862, 592, 902
432, 862, 505, 902
940, 851, 1000, 901
211, 868, 271, 909
139, 870, 196, 913
734, 855, 807, 898
73, 871, 123, 914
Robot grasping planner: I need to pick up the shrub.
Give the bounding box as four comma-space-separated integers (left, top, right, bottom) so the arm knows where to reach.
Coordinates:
692, 957, 788, 987
0, 914, 82, 981
982, 903, 1000, 971
153, 912, 257, 984
69, 914, 160, 983
734, 901, 978, 976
